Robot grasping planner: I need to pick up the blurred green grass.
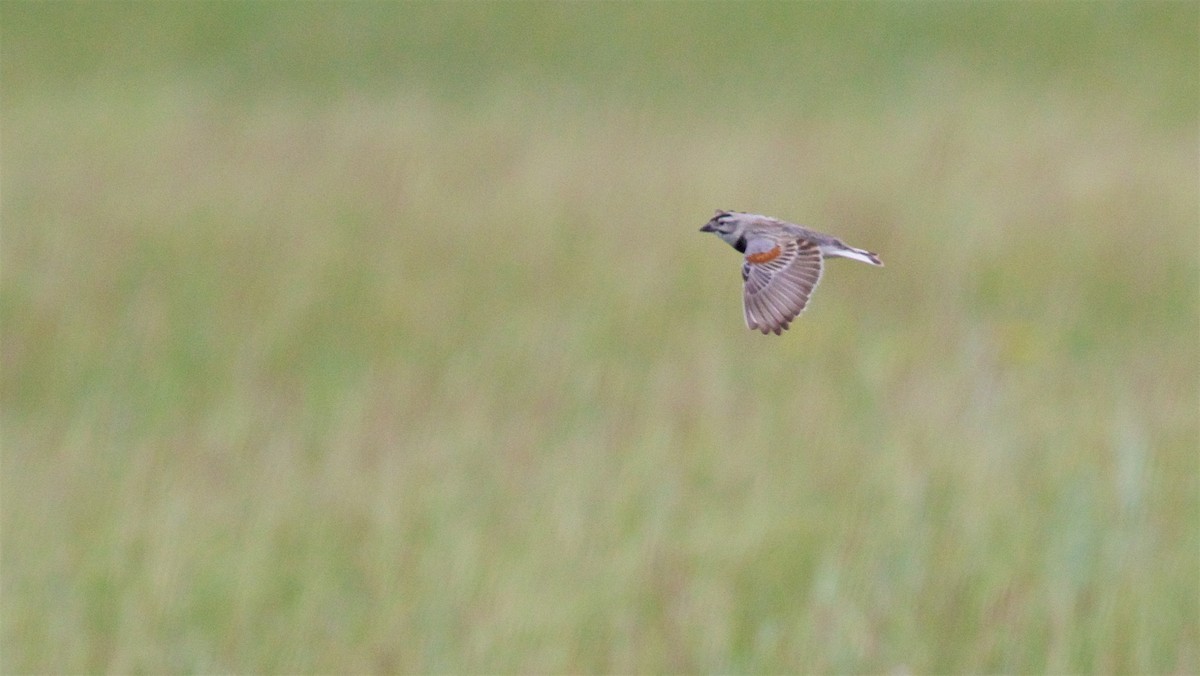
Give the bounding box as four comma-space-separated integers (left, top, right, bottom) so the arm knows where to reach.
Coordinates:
3, 2, 1197, 673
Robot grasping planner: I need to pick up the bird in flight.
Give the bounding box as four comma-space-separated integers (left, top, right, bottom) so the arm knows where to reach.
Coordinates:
700, 210, 883, 335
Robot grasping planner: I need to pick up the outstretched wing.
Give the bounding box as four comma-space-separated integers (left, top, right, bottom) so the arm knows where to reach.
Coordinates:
741, 237, 824, 335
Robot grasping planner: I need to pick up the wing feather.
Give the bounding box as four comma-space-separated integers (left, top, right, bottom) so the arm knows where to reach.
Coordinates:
741, 238, 824, 334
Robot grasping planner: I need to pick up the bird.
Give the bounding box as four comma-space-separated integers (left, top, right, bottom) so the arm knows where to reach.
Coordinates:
700, 210, 882, 335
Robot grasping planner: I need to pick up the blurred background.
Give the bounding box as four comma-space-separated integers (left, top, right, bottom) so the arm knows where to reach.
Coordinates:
2, 2, 1196, 672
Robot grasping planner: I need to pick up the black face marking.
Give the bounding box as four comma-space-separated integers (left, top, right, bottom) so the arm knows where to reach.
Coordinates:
734, 235, 747, 253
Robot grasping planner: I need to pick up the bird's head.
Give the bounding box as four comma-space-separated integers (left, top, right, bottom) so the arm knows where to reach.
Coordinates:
700, 210, 749, 251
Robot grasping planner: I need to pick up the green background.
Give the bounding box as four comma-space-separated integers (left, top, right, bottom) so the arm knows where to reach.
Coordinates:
3, 2, 1197, 672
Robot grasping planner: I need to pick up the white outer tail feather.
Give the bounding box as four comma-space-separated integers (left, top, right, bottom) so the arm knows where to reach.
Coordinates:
827, 246, 883, 266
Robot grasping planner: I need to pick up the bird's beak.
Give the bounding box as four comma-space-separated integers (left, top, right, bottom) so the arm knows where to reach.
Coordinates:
700, 223, 715, 232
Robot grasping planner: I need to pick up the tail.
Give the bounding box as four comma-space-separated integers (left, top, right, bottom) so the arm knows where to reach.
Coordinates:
830, 244, 884, 267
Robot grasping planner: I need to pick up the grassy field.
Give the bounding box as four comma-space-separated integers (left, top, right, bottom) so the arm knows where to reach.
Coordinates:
3, 3, 1197, 673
